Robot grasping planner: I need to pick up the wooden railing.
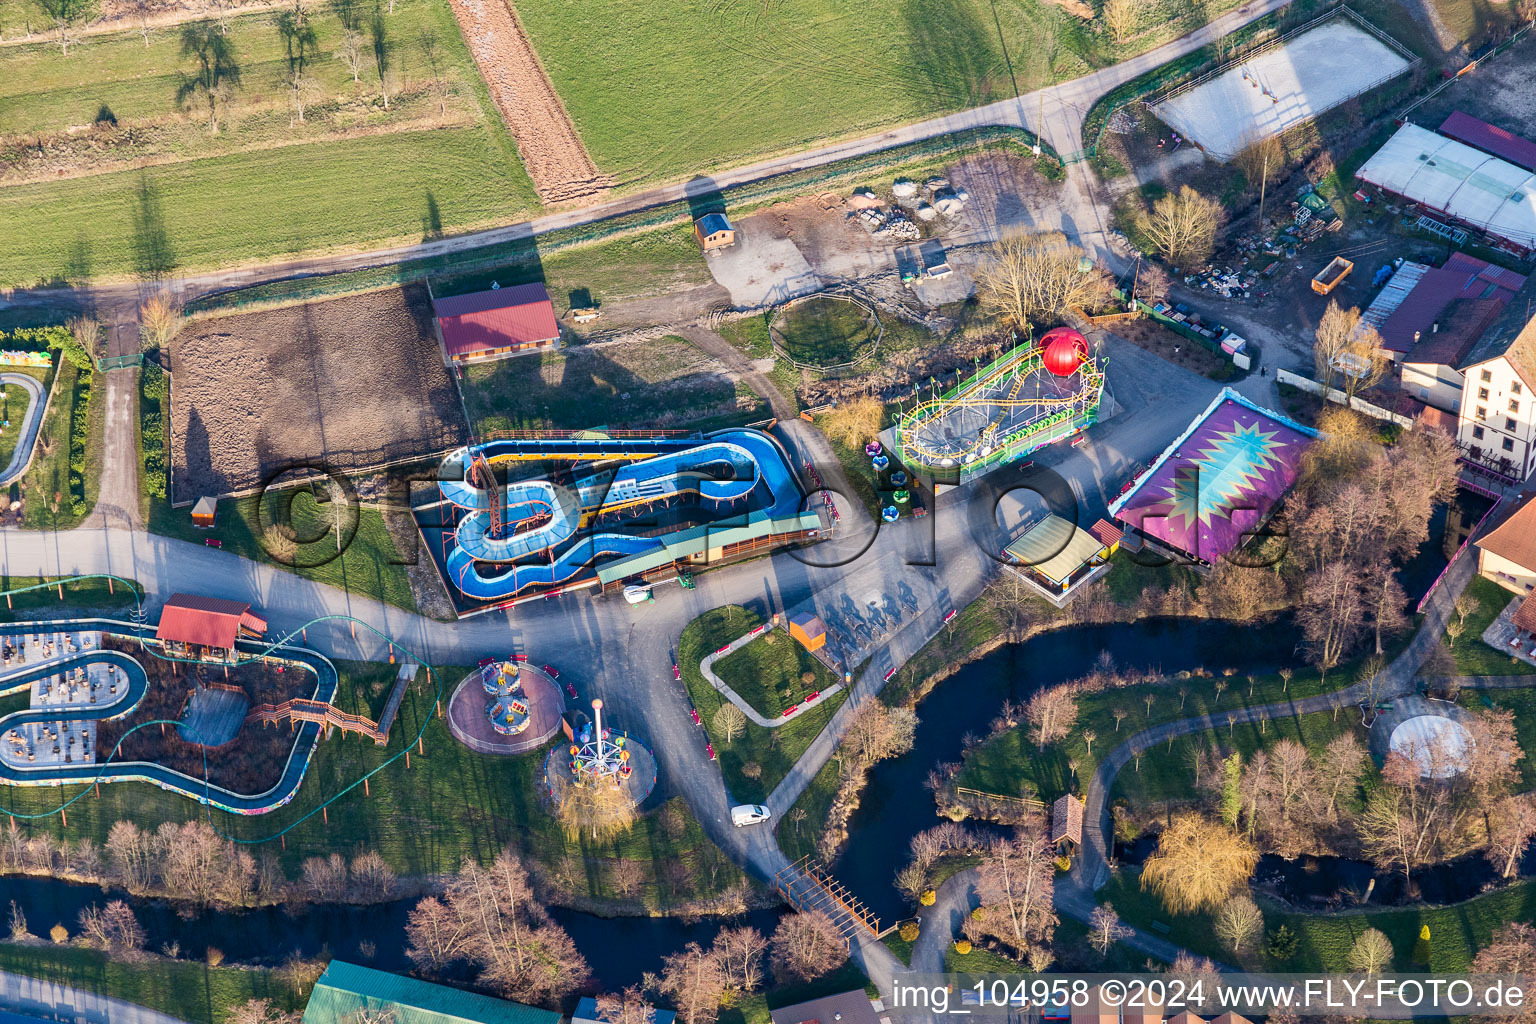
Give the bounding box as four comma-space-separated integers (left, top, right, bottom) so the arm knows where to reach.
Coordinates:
248, 699, 388, 744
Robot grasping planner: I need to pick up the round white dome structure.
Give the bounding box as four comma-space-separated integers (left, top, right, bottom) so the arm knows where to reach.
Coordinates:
1388, 715, 1473, 779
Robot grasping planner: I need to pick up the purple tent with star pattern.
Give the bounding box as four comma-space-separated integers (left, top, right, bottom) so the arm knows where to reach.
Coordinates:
1108, 388, 1317, 563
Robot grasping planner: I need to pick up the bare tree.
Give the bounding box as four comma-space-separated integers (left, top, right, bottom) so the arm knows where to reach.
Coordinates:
977, 231, 1111, 332
1315, 733, 1369, 821
178, 22, 241, 134
1347, 928, 1395, 974
841, 698, 917, 766
1473, 922, 1536, 1015
595, 986, 656, 1024
106, 820, 155, 893
137, 293, 184, 352
66, 316, 102, 360
607, 859, 645, 898
1312, 300, 1359, 395
34, 0, 98, 54
769, 910, 847, 984
712, 703, 746, 745
713, 925, 768, 996
339, 27, 365, 82
301, 853, 349, 901
1088, 903, 1131, 955
652, 941, 728, 1024
227, 1000, 301, 1024
350, 850, 396, 901
1141, 813, 1257, 913
1213, 895, 1263, 954
76, 900, 143, 952
1026, 685, 1077, 750
404, 895, 469, 974
1297, 562, 1366, 678
1233, 134, 1284, 213
1144, 186, 1222, 268
974, 815, 1057, 959
289, 67, 319, 123
1487, 795, 1536, 879
1101, 0, 1138, 42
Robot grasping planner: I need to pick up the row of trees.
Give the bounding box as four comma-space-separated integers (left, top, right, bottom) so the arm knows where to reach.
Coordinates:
0, 818, 399, 910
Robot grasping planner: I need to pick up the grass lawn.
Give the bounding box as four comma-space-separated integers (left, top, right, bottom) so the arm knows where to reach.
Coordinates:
719, 315, 774, 360
460, 335, 760, 435
514, 0, 1247, 191
1449, 576, 1536, 677
955, 650, 1383, 805
432, 223, 713, 317
0, 367, 49, 471
772, 296, 878, 367
1, 129, 536, 286
0, 0, 539, 286
0, 942, 302, 1024
775, 757, 841, 862
147, 488, 420, 614
1101, 869, 1536, 973
679, 607, 848, 804
0, 575, 139, 620
713, 630, 838, 719
16, 358, 101, 531
10, 661, 747, 908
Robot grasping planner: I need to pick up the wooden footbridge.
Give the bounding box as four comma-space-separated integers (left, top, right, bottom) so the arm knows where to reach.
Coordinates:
774, 856, 881, 945
248, 662, 417, 746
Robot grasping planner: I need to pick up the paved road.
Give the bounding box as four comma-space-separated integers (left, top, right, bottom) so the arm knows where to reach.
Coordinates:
0, 965, 193, 1024
0, 0, 1293, 323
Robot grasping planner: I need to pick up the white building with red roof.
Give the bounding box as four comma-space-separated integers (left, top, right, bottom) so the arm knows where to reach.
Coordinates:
430, 282, 560, 366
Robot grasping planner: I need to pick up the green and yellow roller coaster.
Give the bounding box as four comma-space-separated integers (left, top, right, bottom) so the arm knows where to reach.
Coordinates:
897, 328, 1105, 476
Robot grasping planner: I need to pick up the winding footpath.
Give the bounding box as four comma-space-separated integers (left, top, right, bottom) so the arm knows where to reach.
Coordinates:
0, 372, 46, 487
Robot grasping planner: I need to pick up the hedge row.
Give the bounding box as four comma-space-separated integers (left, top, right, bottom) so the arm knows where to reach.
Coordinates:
66, 366, 93, 516
139, 363, 169, 501
0, 325, 90, 369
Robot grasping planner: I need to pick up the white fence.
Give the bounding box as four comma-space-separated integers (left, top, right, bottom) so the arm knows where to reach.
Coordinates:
1275, 368, 1416, 428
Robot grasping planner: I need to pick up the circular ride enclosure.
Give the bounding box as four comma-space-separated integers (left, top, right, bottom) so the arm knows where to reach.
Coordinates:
769, 293, 881, 371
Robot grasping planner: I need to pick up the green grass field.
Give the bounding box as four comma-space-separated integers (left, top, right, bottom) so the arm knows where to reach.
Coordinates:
10, 661, 747, 908
0, 0, 537, 285
1, 130, 535, 285
1448, 576, 1535, 676
772, 296, 878, 367
146, 487, 420, 614
0, 367, 48, 471
0, 574, 139, 620
514, 0, 1243, 189
712, 629, 838, 719
1102, 870, 1536, 973
679, 607, 847, 804
16, 358, 101, 531
0, 943, 302, 1024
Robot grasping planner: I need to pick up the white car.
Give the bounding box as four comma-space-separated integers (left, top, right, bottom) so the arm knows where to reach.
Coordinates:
730, 804, 772, 827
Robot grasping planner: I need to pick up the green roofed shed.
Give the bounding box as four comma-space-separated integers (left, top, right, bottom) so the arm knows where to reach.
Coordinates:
302, 962, 561, 1024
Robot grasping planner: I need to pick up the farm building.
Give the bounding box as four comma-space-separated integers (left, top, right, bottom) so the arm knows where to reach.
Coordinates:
1477, 490, 1536, 594
1109, 389, 1317, 565
303, 962, 558, 1024
1439, 111, 1536, 173
155, 593, 267, 659
694, 212, 736, 252
430, 282, 560, 365
1455, 290, 1536, 483
1355, 124, 1536, 257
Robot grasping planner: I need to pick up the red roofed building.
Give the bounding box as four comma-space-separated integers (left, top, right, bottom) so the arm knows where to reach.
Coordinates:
1440, 111, 1536, 173
156, 593, 267, 656
430, 283, 560, 366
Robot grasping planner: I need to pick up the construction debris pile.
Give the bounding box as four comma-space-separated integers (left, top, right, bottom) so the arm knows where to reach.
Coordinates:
851, 177, 972, 240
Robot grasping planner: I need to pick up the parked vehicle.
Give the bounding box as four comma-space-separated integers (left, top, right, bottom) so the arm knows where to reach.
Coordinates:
730, 804, 772, 827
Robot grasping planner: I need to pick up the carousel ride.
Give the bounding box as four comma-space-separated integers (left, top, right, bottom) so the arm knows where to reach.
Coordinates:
896, 327, 1105, 478
543, 698, 656, 829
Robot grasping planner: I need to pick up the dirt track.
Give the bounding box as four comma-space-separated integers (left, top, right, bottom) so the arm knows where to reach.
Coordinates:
448, 0, 612, 205
170, 285, 468, 503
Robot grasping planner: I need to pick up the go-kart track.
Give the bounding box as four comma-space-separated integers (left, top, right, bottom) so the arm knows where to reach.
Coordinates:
431, 429, 820, 605
0, 620, 336, 817
1150, 11, 1414, 161
897, 329, 1105, 479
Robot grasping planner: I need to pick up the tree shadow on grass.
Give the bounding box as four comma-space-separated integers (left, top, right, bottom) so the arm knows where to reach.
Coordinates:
130, 175, 178, 282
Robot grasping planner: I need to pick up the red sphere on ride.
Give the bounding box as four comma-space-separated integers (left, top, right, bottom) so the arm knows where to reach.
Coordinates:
1039, 327, 1090, 376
